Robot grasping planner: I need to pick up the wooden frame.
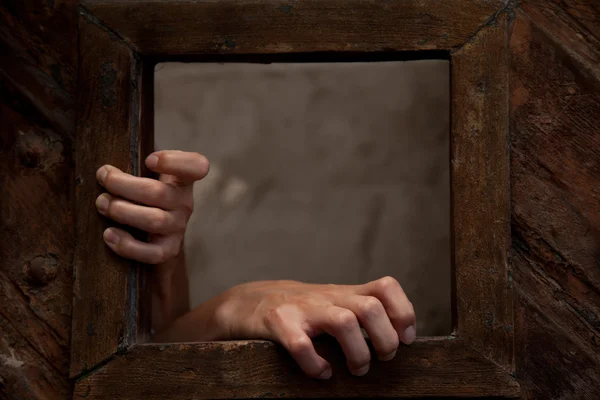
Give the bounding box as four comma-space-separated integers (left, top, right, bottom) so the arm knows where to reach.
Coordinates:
71, 1, 519, 398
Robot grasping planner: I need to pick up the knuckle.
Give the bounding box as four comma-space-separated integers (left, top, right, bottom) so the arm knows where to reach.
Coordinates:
165, 244, 179, 260
213, 302, 234, 328
264, 306, 287, 329
376, 276, 400, 292
148, 247, 166, 265
287, 335, 313, 356
396, 306, 416, 325
148, 210, 169, 232
181, 199, 194, 217
331, 310, 358, 332
147, 182, 167, 203
174, 213, 188, 233
356, 296, 384, 320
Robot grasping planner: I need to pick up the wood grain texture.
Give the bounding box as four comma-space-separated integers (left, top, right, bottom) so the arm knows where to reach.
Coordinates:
0, 1, 78, 398
0, 78, 74, 376
74, 1, 521, 396
1, 313, 71, 400
82, 0, 507, 56
0, 0, 77, 135
510, 4, 600, 399
520, 1, 600, 82
550, 0, 600, 42
74, 338, 520, 399
2, 0, 599, 398
70, 14, 140, 377
451, 13, 514, 371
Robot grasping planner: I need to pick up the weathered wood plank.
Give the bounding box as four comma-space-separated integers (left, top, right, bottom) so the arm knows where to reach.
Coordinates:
74, 338, 520, 399
0, 76, 74, 354
552, 0, 600, 43
1, 0, 598, 399
0, 271, 68, 379
0, 70, 74, 400
0, 1, 77, 136
0, 0, 78, 397
520, 1, 600, 82
70, 15, 140, 377
511, 6, 600, 315
451, 12, 514, 371
513, 250, 600, 400
82, 0, 507, 55
510, 5, 600, 399
0, 0, 78, 70
0, 314, 72, 400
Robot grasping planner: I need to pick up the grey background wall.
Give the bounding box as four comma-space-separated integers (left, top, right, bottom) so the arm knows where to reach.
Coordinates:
154, 60, 451, 336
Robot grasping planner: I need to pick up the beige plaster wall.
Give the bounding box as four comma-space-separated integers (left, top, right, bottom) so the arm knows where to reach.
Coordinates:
155, 60, 451, 335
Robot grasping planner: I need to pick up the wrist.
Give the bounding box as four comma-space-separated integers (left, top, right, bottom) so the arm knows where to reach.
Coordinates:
151, 247, 189, 335
152, 293, 231, 342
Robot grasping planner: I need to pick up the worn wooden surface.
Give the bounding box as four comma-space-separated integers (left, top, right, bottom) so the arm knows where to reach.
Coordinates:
510, 2, 600, 399
451, 13, 514, 372
1, 0, 600, 399
73, 338, 520, 399
1, 0, 77, 399
75, 2, 520, 397
70, 15, 141, 377
82, 0, 507, 55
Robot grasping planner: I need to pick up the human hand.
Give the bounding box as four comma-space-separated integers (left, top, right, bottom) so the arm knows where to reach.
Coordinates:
95, 150, 209, 268
211, 277, 416, 379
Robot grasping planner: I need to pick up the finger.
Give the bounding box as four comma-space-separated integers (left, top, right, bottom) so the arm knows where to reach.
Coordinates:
96, 193, 187, 235
319, 306, 371, 376
145, 150, 210, 185
358, 276, 417, 345
102, 227, 181, 264
96, 165, 181, 210
337, 295, 399, 361
264, 307, 332, 379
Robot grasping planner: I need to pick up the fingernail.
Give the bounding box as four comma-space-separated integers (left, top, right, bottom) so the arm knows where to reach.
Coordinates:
379, 350, 396, 361
402, 325, 416, 345
103, 229, 119, 245
317, 368, 332, 380
351, 364, 369, 377
96, 167, 108, 184
146, 154, 159, 169
95, 195, 109, 213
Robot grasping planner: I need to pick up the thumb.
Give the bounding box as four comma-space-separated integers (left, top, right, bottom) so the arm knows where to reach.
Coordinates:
146, 150, 210, 186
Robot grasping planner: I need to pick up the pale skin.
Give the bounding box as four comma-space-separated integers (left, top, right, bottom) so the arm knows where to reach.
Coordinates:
95, 150, 417, 379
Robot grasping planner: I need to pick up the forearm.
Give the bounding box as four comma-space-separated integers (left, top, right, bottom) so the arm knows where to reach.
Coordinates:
151, 247, 191, 336
151, 293, 226, 343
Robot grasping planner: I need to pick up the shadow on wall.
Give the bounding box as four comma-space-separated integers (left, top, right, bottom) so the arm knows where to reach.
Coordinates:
154, 60, 451, 336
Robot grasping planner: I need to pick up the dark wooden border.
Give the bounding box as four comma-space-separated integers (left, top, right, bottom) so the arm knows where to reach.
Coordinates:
72, 0, 519, 398
74, 338, 520, 399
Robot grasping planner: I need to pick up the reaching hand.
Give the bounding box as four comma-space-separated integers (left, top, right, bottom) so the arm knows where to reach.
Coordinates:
95, 150, 209, 267
94, 150, 416, 379
203, 277, 417, 379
